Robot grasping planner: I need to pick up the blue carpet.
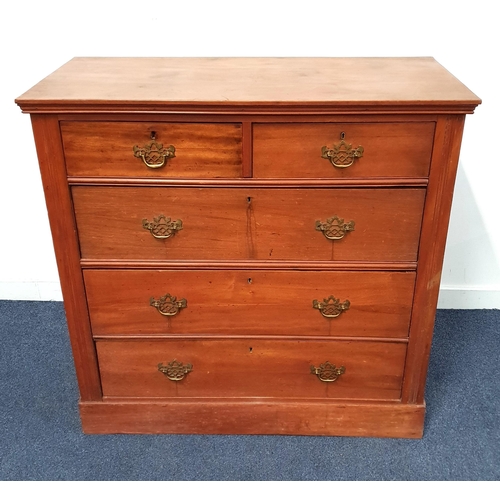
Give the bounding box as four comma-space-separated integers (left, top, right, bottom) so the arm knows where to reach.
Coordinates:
0, 301, 498, 480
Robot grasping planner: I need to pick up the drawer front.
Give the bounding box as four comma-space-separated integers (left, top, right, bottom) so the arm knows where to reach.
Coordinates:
253, 122, 435, 178
96, 339, 406, 400
61, 122, 242, 178
73, 187, 425, 262
84, 270, 415, 337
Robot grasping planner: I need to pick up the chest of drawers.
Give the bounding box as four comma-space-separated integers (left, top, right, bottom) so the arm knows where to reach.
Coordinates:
16, 58, 480, 438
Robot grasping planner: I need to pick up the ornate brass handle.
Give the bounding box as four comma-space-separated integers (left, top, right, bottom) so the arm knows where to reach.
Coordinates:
150, 293, 187, 316
158, 360, 192, 381
311, 361, 345, 382
321, 132, 364, 168
316, 215, 355, 240
142, 215, 183, 239
313, 295, 350, 318
133, 140, 176, 169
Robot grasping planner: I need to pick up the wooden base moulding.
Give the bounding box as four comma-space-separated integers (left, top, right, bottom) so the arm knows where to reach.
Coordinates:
80, 400, 426, 438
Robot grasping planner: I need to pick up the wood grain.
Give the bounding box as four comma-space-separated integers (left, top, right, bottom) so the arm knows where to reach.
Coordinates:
96, 339, 406, 400
61, 121, 242, 178
68, 177, 429, 187
16, 58, 480, 115
79, 259, 417, 271
402, 115, 467, 404
83, 270, 416, 337
72, 187, 425, 262
80, 400, 425, 438
30, 115, 101, 401
242, 121, 253, 177
253, 122, 434, 178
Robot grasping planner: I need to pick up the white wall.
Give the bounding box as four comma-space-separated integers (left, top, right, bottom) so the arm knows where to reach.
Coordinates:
1, 0, 498, 308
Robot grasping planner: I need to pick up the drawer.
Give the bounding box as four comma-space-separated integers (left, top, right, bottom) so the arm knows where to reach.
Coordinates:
61, 122, 242, 178
84, 270, 415, 337
73, 187, 425, 262
253, 122, 435, 178
96, 339, 406, 400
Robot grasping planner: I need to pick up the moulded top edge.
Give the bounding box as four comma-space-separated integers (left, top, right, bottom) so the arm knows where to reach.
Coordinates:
16, 57, 481, 112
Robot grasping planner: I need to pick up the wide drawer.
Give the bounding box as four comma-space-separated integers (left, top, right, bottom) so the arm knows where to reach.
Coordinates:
61, 122, 243, 178
73, 187, 425, 262
253, 122, 435, 178
96, 339, 406, 400
84, 270, 415, 337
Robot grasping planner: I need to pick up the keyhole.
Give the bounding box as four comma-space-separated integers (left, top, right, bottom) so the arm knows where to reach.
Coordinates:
247, 196, 251, 203
248, 278, 252, 284
249, 347, 253, 353
340, 131, 345, 140
150, 131, 157, 140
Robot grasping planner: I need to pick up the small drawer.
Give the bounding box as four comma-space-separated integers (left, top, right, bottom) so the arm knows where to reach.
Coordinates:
84, 270, 416, 338
61, 121, 243, 178
253, 122, 435, 178
73, 187, 425, 262
96, 339, 406, 400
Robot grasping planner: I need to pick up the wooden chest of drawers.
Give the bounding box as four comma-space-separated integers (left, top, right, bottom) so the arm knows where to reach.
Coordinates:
16, 58, 480, 438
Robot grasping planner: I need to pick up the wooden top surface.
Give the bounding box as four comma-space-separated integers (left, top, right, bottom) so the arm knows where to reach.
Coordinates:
16, 57, 481, 113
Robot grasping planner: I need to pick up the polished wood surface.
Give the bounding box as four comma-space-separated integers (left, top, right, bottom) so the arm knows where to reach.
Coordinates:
30, 115, 101, 401
253, 122, 434, 178
61, 121, 242, 178
17, 58, 480, 437
80, 400, 425, 438
96, 339, 406, 400
16, 58, 480, 114
402, 115, 466, 404
68, 177, 429, 187
84, 270, 415, 337
72, 187, 425, 262
80, 259, 417, 271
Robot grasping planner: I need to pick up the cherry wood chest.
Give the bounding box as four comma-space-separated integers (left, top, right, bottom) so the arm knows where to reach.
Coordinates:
16, 58, 480, 437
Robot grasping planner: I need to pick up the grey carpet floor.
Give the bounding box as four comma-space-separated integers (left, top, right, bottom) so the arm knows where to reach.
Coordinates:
0, 301, 498, 480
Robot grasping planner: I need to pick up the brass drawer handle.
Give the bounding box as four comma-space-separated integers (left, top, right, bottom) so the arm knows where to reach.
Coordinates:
142, 214, 183, 239
133, 140, 176, 169
313, 295, 350, 318
316, 215, 355, 240
311, 361, 345, 382
150, 293, 187, 316
158, 360, 192, 381
321, 132, 364, 168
